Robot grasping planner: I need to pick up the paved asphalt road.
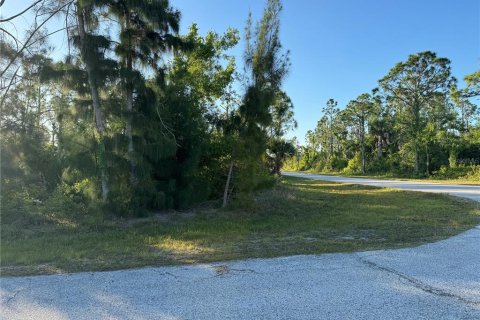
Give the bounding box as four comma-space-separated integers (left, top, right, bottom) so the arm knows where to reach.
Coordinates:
284, 172, 480, 202
1, 173, 479, 319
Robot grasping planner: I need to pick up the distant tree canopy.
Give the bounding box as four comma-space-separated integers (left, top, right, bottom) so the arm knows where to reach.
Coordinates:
1, 0, 295, 215
287, 52, 479, 179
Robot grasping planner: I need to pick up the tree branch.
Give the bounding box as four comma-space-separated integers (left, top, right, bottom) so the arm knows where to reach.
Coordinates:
0, 0, 43, 22
0, 1, 73, 78
0, 27, 24, 51
0, 65, 21, 109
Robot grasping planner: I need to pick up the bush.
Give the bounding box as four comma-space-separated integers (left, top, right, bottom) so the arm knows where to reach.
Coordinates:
313, 159, 327, 172
465, 166, 480, 181
331, 157, 348, 171
368, 157, 390, 174
343, 153, 362, 175
1, 179, 39, 226
42, 187, 90, 218
431, 164, 480, 181
1, 177, 92, 239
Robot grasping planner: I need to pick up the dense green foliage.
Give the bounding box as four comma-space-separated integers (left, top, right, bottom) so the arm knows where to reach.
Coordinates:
287, 52, 479, 181
1, 0, 295, 217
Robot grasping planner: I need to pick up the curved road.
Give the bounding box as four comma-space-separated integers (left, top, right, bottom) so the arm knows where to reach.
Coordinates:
284, 172, 480, 201
1, 173, 479, 319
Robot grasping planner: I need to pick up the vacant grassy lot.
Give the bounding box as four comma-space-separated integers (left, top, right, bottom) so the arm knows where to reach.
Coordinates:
2, 177, 479, 276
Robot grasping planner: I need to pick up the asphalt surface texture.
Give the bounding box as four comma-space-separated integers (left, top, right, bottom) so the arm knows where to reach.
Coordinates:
284, 172, 480, 202
1, 173, 479, 320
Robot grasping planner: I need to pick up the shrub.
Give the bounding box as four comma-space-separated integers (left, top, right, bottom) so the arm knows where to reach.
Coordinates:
331, 157, 348, 171
368, 158, 390, 174
465, 165, 480, 181
431, 164, 480, 181
343, 153, 362, 175
313, 159, 327, 172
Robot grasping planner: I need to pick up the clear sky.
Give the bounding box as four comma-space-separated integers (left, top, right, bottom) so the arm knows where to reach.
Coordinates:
173, 0, 479, 142
2, 0, 479, 142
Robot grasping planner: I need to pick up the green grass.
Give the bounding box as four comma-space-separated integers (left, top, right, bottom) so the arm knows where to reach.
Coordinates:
1, 176, 479, 276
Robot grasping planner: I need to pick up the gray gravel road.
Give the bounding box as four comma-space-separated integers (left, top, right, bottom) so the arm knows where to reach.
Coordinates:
1, 173, 479, 320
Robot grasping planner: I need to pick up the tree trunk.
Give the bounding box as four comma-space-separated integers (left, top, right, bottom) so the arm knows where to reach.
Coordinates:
124, 13, 136, 185
361, 121, 366, 174
329, 135, 333, 160
222, 160, 234, 208
51, 122, 56, 146
425, 144, 430, 176
376, 135, 382, 160
76, 5, 109, 201
414, 144, 420, 175
126, 87, 136, 184
361, 143, 366, 174
37, 84, 42, 128
274, 154, 281, 175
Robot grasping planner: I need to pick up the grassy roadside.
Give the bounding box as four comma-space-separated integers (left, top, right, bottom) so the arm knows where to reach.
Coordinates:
1, 176, 479, 276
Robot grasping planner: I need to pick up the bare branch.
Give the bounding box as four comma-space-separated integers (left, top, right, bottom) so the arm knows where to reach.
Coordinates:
28, 25, 76, 48
65, 1, 73, 56
0, 27, 24, 51
155, 105, 178, 146
0, 0, 74, 78
0, 65, 21, 109
0, 0, 43, 22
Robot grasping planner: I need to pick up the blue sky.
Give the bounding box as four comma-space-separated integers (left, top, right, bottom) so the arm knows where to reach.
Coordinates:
2, 0, 479, 142
174, 0, 479, 142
